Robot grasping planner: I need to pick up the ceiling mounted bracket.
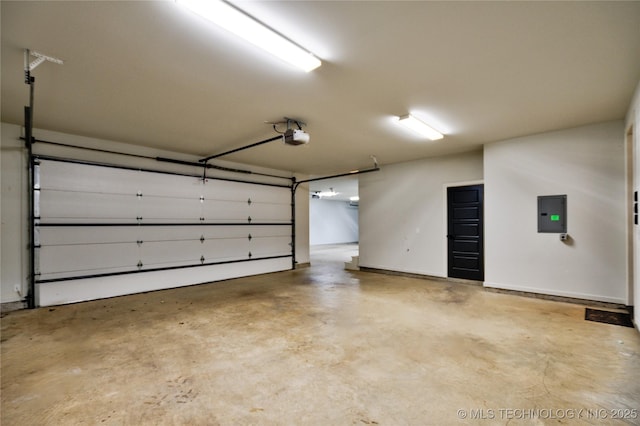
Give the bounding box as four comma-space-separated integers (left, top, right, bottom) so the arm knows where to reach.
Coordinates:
267, 117, 306, 133
285, 117, 305, 130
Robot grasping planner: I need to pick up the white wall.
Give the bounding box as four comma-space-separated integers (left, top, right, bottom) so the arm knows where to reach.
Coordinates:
359, 150, 483, 276
0, 123, 310, 305
1, 124, 29, 303
309, 198, 358, 245
360, 122, 628, 306
484, 121, 627, 304
295, 182, 310, 266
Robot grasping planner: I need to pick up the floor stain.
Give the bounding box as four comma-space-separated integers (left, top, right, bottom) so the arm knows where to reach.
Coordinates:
1, 245, 639, 425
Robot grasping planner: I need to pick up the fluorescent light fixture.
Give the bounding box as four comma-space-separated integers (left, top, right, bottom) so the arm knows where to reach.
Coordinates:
318, 190, 338, 198
177, 0, 321, 72
396, 114, 443, 140
350, 196, 360, 202
313, 188, 339, 198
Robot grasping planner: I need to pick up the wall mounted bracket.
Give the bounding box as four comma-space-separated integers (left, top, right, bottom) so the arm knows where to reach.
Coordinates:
24, 49, 63, 83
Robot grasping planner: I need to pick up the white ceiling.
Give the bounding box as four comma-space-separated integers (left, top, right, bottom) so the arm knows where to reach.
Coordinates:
309, 175, 359, 202
2, 1, 639, 176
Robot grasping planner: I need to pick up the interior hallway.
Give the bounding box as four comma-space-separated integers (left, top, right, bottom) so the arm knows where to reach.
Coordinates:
2, 252, 639, 425
310, 243, 358, 265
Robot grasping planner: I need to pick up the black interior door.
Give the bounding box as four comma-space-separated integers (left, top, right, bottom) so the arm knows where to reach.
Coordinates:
447, 185, 484, 281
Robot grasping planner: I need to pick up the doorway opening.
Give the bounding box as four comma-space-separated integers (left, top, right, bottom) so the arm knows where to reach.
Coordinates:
309, 176, 359, 267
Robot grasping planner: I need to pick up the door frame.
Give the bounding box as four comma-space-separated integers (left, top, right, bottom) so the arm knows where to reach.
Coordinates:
442, 180, 484, 280
626, 124, 635, 307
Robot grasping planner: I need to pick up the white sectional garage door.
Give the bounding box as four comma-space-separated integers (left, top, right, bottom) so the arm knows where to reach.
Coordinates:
34, 158, 293, 306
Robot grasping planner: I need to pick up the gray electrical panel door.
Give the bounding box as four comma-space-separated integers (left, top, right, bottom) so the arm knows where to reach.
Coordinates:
538, 195, 567, 233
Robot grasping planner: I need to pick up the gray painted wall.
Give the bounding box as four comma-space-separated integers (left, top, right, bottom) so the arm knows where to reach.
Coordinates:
309, 198, 358, 245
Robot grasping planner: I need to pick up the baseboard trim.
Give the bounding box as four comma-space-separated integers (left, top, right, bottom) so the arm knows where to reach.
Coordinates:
483, 281, 626, 306
484, 287, 628, 310
359, 267, 482, 286
360, 267, 629, 310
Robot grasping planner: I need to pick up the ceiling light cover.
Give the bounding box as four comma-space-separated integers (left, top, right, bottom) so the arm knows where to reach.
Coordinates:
313, 189, 339, 198
177, 0, 321, 72
396, 114, 443, 140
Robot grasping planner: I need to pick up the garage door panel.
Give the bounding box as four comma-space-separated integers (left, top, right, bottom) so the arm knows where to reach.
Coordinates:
135, 173, 204, 199
201, 200, 251, 222
39, 243, 138, 277
39, 226, 135, 246
200, 239, 249, 260
39, 161, 139, 194
141, 240, 204, 264
250, 203, 291, 222
40, 190, 137, 222
139, 196, 202, 222
33, 158, 293, 306
249, 236, 292, 256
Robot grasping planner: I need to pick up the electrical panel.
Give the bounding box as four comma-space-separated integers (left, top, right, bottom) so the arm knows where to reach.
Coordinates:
538, 195, 567, 233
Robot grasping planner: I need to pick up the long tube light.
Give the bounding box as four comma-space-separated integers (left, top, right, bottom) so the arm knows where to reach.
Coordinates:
177, 0, 321, 72
396, 114, 444, 140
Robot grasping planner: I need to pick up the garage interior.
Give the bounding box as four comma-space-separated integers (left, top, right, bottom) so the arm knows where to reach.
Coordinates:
2, 1, 640, 424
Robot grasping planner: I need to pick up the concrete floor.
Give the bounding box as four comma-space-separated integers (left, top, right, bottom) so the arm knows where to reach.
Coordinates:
2, 247, 640, 425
